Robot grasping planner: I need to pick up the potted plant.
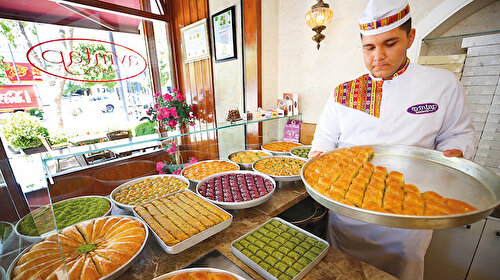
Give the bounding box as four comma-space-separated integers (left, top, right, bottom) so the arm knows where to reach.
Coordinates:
2, 112, 49, 154
146, 88, 195, 133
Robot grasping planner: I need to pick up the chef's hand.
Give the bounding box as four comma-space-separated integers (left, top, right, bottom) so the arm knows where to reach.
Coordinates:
309, 150, 324, 159
443, 149, 463, 158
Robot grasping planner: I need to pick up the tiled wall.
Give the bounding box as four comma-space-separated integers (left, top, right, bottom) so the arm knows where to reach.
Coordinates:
462, 33, 500, 176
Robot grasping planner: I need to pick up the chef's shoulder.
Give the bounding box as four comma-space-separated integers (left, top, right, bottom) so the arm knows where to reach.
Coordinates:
333, 73, 370, 99
412, 63, 458, 84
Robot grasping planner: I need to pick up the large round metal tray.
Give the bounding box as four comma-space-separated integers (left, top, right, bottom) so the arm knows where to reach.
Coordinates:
153, 268, 247, 280
14, 195, 113, 243
195, 171, 276, 209
110, 174, 189, 212
227, 149, 273, 170
8, 215, 148, 280
253, 156, 307, 182
181, 160, 240, 186
261, 141, 303, 155
301, 145, 500, 229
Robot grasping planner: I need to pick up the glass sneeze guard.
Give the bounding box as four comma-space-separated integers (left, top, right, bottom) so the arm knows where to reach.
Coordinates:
41, 114, 303, 174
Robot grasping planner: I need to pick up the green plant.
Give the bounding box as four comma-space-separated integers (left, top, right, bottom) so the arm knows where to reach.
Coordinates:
28, 108, 43, 119
49, 131, 68, 146
134, 121, 156, 136
2, 112, 48, 149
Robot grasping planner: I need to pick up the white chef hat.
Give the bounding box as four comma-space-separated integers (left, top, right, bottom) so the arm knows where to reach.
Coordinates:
359, 0, 411, 36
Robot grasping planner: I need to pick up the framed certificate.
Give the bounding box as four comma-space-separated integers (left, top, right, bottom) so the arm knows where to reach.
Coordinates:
211, 6, 237, 62
181, 18, 210, 63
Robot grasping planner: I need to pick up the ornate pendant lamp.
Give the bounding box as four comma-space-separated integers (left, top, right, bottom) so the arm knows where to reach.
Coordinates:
305, 0, 334, 50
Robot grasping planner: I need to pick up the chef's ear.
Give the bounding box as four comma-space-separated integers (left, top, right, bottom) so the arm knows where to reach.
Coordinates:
407, 28, 416, 49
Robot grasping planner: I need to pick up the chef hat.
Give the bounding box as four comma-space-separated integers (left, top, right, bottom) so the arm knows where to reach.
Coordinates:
359, 0, 411, 36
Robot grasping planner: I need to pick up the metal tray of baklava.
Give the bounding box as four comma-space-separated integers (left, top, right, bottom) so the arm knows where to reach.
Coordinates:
231, 217, 329, 280
132, 189, 233, 254
301, 144, 500, 229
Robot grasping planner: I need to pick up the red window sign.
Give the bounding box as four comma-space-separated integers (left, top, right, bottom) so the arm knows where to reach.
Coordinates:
0, 85, 39, 112
26, 38, 147, 83
4, 62, 43, 82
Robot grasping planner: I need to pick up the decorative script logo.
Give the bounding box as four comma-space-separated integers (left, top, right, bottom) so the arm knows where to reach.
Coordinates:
407, 103, 439, 115
26, 38, 147, 83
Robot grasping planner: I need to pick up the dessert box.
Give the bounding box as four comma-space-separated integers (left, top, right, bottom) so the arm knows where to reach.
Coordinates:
15, 195, 113, 243
8, 215, 148, 280
196, 171, 276, 210
153, 267, 247, 280
181, 160, 240, 186
110, 174, 189, 212
261, 141, 303, 156
231, 217, 328, 280
133, 189, 233, 254
227, 150, 273, 170
253, 156, 306, 182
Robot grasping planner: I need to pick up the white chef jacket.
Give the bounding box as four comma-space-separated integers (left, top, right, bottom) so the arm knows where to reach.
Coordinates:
311, 62, 476, 279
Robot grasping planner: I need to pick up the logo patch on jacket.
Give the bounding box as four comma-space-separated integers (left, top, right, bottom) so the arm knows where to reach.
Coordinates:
407, 103, 439, 114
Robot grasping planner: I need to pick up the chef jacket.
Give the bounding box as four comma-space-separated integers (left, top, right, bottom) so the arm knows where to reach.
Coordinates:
311, 61, 476, 280
311, 61, 476, 159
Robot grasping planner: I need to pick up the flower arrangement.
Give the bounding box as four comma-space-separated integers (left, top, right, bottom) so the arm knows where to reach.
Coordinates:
147, 89, 195, 130
156, 141, 198, 175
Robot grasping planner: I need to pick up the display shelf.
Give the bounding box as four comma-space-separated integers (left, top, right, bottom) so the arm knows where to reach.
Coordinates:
40, 114, 302, 177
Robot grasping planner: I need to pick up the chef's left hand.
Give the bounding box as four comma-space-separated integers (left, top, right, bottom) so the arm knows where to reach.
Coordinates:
443, 149, 463, 157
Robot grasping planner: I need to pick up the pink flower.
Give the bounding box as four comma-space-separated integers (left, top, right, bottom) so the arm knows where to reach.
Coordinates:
160, 108, 170, 119
172, 169, 181, 175
168, 119, 177, 128
159, 170, 165, 175
164, 93, 173, 103
166, 143, 177, 155
156, 161, 164, 172
189, 157, 198, 164
176, 94, 185, 102
169, 107, 178, 119
146, 108, 151, 115
154, 92, 161, 97
189, 122, 195, 126
172, 88, 180, 94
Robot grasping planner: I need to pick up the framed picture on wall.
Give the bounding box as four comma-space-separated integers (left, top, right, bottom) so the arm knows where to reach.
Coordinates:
181, 18, 210, 63
211, 6, 237, 62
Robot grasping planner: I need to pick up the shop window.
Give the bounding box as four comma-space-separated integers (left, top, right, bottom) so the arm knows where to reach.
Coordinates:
0, 17, 173, 192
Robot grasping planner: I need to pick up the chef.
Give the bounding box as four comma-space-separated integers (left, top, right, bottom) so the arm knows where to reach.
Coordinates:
309, 0, 476, 279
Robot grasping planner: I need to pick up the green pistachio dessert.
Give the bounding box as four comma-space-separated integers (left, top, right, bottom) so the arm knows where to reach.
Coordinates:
233, 219, 328, 280
17, 196, 110, 236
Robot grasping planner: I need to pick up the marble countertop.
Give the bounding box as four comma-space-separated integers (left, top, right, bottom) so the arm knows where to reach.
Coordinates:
116, 182, 396, 280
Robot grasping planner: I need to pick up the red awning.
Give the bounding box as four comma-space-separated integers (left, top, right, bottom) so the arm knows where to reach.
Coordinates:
0, 0, 144, 34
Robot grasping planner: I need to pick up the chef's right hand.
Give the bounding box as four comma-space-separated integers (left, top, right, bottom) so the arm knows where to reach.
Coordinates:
308, 150, 324, 159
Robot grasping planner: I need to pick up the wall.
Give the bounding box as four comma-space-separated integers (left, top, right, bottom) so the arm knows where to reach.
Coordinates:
266, 0, 449, 123
209, 0, 244, 122
209, 0, 246, 157
425, 1, 500, 56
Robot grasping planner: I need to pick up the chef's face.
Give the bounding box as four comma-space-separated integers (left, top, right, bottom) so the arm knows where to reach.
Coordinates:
361, 27, 415, 79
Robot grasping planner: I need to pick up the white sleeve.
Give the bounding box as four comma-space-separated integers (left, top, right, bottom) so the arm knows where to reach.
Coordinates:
435, 77, 477, 160
311, 93, 341, 152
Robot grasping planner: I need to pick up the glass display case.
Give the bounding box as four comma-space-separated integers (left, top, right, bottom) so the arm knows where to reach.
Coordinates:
0, 114, 302, 279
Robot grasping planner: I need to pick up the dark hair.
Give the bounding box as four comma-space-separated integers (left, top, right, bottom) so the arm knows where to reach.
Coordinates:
360, 18, 412, 38
399, 18, 412, 35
